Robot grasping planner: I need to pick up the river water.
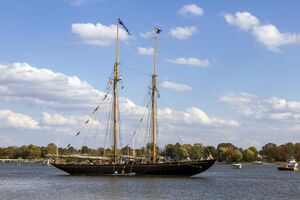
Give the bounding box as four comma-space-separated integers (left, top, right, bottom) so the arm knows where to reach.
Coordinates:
0, 163, 299, 200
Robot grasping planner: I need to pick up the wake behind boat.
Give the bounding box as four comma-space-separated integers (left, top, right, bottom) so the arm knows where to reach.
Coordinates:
50, 18, 215, 176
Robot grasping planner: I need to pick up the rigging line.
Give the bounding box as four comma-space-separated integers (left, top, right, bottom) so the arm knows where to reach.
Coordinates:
81, 124, 93, 152
104, 94, 113, 157
89, 105, 103, 150
124, 97, 150, 150
92, 90, 113, 145
123, 92, 150, 148
80, 91, 112, 152
157, 85, 184, 149
121, 77, 152, 150
65, 67, 114, 150
143, 103, 152, 159
81, 100, 110, 151
80, 113, 97, 153
117, 88, 123, 150
155, 89, 159, 151
120, 64, 151, 76
67, 105, 99, 150
141, 98, 150, 157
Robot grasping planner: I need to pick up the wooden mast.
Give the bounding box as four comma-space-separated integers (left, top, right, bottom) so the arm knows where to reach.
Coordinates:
113, 18, 120, 163
151, 28, 158, 162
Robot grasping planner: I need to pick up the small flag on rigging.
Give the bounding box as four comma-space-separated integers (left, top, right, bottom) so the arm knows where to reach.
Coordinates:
93, 105, 99, 114
118, 18, 131, 35
76, 131, 80, 136
85, 119, 89, 124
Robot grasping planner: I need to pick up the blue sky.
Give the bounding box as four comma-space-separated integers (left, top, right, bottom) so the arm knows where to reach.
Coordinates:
0, 0, 300, 148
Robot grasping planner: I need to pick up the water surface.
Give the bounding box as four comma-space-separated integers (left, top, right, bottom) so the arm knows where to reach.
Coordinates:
0, 163, 299, 200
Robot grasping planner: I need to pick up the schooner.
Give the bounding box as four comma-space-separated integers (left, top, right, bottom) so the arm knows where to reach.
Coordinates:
51, 18, 215, 176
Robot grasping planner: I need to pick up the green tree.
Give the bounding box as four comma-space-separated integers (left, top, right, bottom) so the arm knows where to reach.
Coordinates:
249, 146, 258, 158
206, 146, 217, 159
243, 149, 255, 162
0, 147, 4, 158
174, 143, 188, 161
46, 143, 57, 155
217, 147, 229, 162
261, 143, 278, 162
26, 144, 41, 159
81, 146, 91, 154
217, 143, 241, 162
4, 146, 16, 159
295, 143, 300, 161
164, 144, 176, 159
233, 149, 243, 162
190, 144, 205, 160
164, 143, 188, 161
277, 145, 289, 161
285, 142, 295, 157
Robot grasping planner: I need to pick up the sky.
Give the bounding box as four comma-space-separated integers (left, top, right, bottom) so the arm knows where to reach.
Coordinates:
0, 0, 300, 149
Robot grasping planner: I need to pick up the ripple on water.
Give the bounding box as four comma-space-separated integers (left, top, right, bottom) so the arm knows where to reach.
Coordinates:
0, 163, 299, 200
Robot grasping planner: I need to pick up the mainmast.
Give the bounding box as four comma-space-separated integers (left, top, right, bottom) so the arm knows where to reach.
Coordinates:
113, 18, 120, 163
151, 28, 160, 162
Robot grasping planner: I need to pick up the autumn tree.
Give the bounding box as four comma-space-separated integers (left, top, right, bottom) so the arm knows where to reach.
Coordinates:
26, 144, 41, 159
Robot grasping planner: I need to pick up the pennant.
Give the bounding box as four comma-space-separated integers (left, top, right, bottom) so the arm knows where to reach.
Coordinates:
67, 144, 71, 148
76, 131, 80, 136
103, 94, 107, 101
85, 119, 89, 124
118, 18, 131, 35
93, 106, 99, 114
155, 28, 162, 34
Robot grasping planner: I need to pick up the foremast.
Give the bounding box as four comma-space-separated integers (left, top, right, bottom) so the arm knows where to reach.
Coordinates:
113, 18, 120, 163
151, 28, 160, 162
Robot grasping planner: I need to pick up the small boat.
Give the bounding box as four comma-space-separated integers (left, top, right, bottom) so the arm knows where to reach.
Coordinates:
253, 161, 263, 165
277, 158, 298, 171
232, 163, 242, 169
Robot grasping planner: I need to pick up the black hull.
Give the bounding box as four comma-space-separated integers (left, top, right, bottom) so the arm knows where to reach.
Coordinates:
52, 159, 215, 176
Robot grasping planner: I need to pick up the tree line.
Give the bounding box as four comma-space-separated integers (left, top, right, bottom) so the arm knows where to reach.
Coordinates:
0, 142, 299, 162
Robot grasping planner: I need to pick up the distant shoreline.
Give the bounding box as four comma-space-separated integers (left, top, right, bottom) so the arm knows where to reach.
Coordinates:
0, 159, 284, 165
0, 159, 48, 164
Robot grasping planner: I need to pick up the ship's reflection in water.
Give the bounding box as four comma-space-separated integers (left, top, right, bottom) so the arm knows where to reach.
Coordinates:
0, 163, 299, 200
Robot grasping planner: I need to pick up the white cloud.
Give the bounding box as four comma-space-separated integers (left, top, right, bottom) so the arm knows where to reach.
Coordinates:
224, 12, 260, 31
220, 92, 300, 121
219, 92, 255, 105
137, 47, 154, 55
178, 4, 204, 16
40, 112, 77, 126
39, 112, 104, 135
252, 24, 300, 51
0, 63, 103, 111
71, 22, 130, 46
159, 107, 239, 127
161, 81, 192, 92
140, 31, 153, 39
0, 109, 38, 130
224, 11, 300, 51
170, 26, 197, 40
0, 62, 239, 146
69, 0, 86, 6
167, 57, 211, 67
